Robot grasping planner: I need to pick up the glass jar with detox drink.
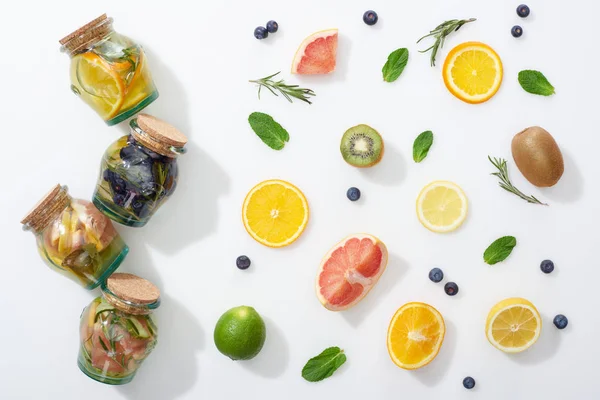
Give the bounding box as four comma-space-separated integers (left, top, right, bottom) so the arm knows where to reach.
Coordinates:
93, 113, 188, 227
21, 185, 128, 289
78, 273, 160, 385
59, 14, 159, 126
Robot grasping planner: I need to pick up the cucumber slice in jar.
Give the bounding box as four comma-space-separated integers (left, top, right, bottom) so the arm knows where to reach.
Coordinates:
125, 317, 150, 338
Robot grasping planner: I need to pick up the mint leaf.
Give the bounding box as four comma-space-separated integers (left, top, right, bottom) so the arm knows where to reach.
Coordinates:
302, 347, 347, 382
248, 112, 290, 150
382, 48, 409, 82
484, 236, 517, 265
518, 70, 555, 96
413, 130, 434, 163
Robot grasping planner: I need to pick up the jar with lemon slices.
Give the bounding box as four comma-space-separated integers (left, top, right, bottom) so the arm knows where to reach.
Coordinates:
59, 14, 158, 125
21, 184, 128, 289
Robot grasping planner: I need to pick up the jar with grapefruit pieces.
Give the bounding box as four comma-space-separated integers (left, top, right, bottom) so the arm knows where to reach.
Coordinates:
59, 14, 158, 125
78, 273, 160, 385
21, 184, 128, 289
93, 114, 188, 227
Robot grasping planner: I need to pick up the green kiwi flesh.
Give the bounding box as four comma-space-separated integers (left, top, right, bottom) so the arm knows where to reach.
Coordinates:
340, 124, 384, 167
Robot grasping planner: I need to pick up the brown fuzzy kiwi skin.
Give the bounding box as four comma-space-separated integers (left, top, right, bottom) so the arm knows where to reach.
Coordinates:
511, 126, 564, 187
341, 125, 385, 168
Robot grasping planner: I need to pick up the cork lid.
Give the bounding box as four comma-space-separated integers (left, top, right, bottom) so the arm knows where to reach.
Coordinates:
131, 114, 188, 157
59, 14, 113, 54
106, 273, 161, 305
21, 184, 71, 232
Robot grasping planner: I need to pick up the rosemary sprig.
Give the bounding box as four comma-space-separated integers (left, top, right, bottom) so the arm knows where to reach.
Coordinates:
417, 18, 476, 66
488, 156, 548, 206
249, 72, 316, 104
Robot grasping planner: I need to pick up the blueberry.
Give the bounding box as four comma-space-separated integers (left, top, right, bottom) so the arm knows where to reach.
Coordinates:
463, 377, 476, 389
363, 10, 378, 25
130, 196, 151, 218
347, 187, 361, 201
517, 4, 530, 18
112, 193, 127, 207
553, 314, 568, 329
236, 255, 251, 270
444, 282, 459, 296
540, 259, 554, 274
254, 26, 268, 40
429, 268, 444, 283
105, 170, 129, 194
511, 25, 523, 38
266, 20, 278, 33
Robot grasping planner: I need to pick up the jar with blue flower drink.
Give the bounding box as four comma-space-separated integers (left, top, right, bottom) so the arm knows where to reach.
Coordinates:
78, 273, 160, 385
93, 114, 188, 227
21, 185, 128, 289
59, 14, 159, 125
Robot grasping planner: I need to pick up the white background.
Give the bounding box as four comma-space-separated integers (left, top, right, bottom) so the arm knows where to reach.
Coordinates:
2, 0, 599, 399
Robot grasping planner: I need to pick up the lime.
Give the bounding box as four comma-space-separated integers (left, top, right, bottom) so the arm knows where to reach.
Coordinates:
213, 306, 266, 360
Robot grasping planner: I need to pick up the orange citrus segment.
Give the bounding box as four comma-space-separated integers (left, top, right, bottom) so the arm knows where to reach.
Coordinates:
485, 297, 541, 353
387, 302, 445, 370
242, 180, 309, 248
71, 52, 125, 120
291, 29, 338, 74
443, 42, 503, 104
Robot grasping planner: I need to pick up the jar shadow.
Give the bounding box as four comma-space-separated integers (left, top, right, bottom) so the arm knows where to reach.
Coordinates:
116, 293, 204, 400
114, 245, 204, 400
143, 142, 230, 254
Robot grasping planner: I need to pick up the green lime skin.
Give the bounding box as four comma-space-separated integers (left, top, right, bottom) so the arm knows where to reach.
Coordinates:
213, 306, 267, 360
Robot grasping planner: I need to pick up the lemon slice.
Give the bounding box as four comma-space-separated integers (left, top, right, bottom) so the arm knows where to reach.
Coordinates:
416, 181, 468, 233
71, 52, 125, 120
387, 302, 445, 370
486, 297, 542, 353
242, 179, 309, 248
443, 42, 503, 104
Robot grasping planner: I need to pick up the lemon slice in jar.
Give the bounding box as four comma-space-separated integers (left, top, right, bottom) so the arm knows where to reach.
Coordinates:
72, 52, 125, 120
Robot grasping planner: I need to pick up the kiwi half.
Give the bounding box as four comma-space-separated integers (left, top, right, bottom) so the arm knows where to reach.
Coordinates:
340, 124, 384, 168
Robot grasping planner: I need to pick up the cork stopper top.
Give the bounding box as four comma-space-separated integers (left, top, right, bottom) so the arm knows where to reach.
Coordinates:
59, 14, 113, 55
131, 114, 188, 157
106, 273, 161, 305
21, 185, 71, 233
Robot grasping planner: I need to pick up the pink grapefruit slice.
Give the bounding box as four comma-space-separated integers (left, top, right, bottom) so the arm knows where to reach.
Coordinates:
316, 234, 388, 311
291, 29, 338, 74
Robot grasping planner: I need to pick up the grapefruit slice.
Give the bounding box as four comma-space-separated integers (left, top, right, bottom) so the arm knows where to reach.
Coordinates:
291, 29, 338, 74
316, 234, 388, 311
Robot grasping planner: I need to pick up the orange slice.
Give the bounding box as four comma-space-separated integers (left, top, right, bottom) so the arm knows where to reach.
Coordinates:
387, 302, 445, 370
291, 29, 338, 74
242, 180, 309, 248
71, 52, 125, 120
442, 42, 503, 104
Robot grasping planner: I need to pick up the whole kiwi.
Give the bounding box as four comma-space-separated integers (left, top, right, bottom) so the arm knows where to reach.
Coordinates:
511, 126, 564, 187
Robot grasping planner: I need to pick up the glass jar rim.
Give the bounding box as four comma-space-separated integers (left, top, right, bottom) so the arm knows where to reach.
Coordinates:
130, 118, 187, 157
101, 281, 161, 314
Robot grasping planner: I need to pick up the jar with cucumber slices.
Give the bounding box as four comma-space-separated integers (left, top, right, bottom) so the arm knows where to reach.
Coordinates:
59, 14, 159, 126
93, 114, 188, 227
21, 185, 128, 289
78, 273, 160, 385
